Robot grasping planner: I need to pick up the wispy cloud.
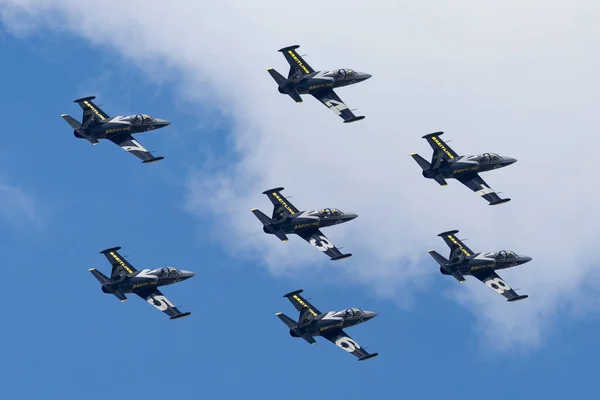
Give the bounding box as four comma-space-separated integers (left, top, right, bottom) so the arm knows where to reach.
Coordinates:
0, 178, 36, 225
3, 0, 600, 348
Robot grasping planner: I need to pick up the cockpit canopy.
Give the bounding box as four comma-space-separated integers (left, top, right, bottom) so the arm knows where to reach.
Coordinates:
468, 153, 503, 164
148, 266, 182, 278
493, 250, 519, 260
333, 308, 364, 319
323, 69, 356, 79
308, 208, 345, 219
122, 114, 157, 125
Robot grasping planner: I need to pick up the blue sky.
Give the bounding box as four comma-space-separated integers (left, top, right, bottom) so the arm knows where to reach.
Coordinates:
0, 22, 599, 400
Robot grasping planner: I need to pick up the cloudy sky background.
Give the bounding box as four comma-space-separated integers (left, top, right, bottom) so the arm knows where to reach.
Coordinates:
1, 1, 599, 398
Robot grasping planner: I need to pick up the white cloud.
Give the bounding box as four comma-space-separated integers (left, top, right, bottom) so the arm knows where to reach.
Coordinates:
3, 0, 600, 348
0, 177, 36, 225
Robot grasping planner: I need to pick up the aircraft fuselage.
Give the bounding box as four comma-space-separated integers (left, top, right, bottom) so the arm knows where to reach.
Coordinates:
282, 69, 372, 95
435, 155, 517, 179
74, 116, 171, 140
440, 253, 532, 277
263, 210, 358, 235
290, 310, 378, 338
101, 269, 194, 294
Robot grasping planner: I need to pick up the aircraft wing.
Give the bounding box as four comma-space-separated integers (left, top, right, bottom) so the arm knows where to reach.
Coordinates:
322, 329, 378, 361
312, 89, 365, 123
297, 228, 351, 260
108, 133, 164, 163
471, 270, 528, 302
135, 287, 191, 319
99, 246, 137, 279
278, 45, 315, 79
283, 289, 322, 316
456, 173, 510, 205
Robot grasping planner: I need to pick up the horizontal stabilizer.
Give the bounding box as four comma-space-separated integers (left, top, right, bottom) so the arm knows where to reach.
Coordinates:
170, 312, 192, 320
288, 90, 303, 103
301, 333, 316, 345
433, 175, 448, 186
61, 114, 81, 129
274, 229, 289, 242
283, 289, 304, 298
437, 230, 459, 237
411, 153, 431, 170
452, 270, 466, 283
261, 187, 285, 195
330, 253, 352, 261
422, 131, 444, 139
358, 353, 379, 361
100, 246, 122, 254
251, 208, 273, 225
278, 44, 300, 52
489, 198, 511, 206
427, 250, 449, 267
89, 268, 110, 285
142, 156, 164, 164
73, 96, 97, 103
267, 68, 287, 86
507, 295, 529, 302
343, 116, 365, 123
276, 312, 298, 329
112, 289, 127, 302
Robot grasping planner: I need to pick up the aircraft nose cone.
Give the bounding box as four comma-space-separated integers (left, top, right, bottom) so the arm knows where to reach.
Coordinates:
345, 212, 358, 221
503, 157, 517, 166
155, 118, 171, 127
520, 256, 532, 264
360, 73, 372, 81
181, 270, 196, 279
364, 311, 378, 320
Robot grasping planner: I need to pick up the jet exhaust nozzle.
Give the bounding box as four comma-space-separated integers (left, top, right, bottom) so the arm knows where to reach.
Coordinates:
289, 329, 301, 338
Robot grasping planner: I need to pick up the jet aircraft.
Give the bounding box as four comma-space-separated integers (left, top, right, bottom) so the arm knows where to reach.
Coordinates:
61, 96, 170, 163
89, 246, 195, 319
276, 289, 378, 361
267, 45, 371, 123
251, 187, 356, 260
411, 131, 516, 205
428, 230, 531, 302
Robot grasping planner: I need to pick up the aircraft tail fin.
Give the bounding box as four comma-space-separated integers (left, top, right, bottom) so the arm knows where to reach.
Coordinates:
267, 68, 303, 103
276, 312, 298, 329
89, 268, 128, 301
73, 95, 110, 126
251, 209, 289, 242
411, 153, 447, 186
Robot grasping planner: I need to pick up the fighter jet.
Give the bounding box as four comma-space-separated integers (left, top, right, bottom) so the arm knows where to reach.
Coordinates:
61, 96, 170, 163
89, 246, 195, 319
411, 132, 517, 205
251, 187, 356, 260
428, 230, 531, 302
276, 289, 378, 361
267, 45, 371, 123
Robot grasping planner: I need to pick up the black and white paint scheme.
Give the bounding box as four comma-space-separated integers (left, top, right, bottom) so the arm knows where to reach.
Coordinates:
411, 132, 516, 205
429, 230, 531, 302
267, 45, 371, 123
61, 96, 170, 163
89, 246, 195, 319
276, 289, 378, 361
251, 187, 357, 260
